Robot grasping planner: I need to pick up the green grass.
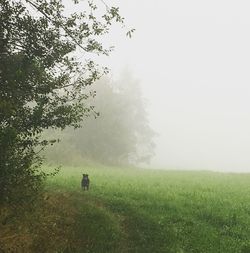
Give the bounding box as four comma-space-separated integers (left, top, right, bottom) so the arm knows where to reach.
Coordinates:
43, 166, 250, 253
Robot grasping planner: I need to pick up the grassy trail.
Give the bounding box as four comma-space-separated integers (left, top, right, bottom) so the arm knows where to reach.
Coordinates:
2, 166, 250, 252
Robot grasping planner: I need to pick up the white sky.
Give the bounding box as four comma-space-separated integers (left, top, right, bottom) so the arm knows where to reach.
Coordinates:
99, 0, 250, 172
70, 0, 250, 172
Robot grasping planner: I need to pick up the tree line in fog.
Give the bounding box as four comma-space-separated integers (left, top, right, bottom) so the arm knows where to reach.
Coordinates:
44, 71, 156, 166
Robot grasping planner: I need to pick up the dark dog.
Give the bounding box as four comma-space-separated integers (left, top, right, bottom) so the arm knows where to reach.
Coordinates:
81, 174, 90, 191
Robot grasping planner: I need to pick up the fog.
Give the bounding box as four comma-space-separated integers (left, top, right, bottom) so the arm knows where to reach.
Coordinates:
91, 0, 250, 172
60, 0, 250, 172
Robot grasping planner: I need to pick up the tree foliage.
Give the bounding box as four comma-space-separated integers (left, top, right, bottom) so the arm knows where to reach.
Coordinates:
0, 0, 127, 203
45, 73, 156, 166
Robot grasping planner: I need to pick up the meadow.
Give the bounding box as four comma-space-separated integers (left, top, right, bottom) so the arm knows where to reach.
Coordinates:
45, 166, 250, 253
2, 166, 250, 252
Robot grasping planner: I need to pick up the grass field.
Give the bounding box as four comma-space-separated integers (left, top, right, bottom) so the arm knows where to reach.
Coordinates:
2, 165, 250, 252
44, 166, 250, 253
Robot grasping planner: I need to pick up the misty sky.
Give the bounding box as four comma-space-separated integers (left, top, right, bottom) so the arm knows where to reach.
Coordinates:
97, 0, 250, 172
63, 0, 250, 172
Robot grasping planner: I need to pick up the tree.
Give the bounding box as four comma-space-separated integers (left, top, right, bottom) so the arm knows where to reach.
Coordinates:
45, 73, 156, 166
0, 0, 130, 203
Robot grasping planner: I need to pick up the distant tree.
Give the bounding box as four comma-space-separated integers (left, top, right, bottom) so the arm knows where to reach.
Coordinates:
45, 73, 156, 165
0, 0, 131, 203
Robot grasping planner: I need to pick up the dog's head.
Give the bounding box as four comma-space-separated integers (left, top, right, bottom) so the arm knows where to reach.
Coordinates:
82, 174, 89, 179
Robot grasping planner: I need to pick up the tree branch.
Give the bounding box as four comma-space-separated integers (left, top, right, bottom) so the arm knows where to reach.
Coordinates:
25, 0, 86, 51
